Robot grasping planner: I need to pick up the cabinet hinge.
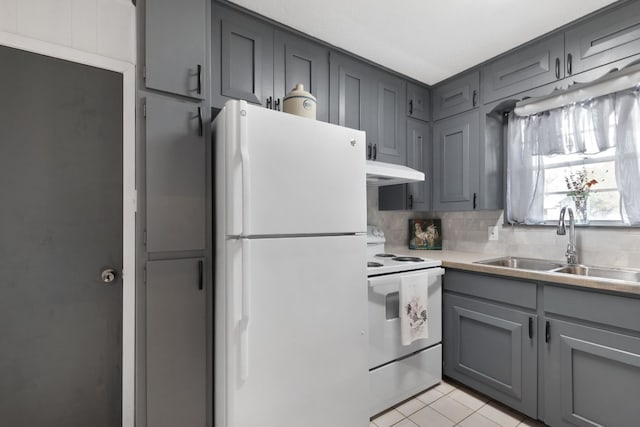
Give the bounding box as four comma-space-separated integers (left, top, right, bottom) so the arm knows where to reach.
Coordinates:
143, 229, 147, 246
143, 266, 147, 284
142, 101, 146, 118
142, 65, 146, 79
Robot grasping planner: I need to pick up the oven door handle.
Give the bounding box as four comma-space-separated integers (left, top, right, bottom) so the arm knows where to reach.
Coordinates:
368, 268, 444, 294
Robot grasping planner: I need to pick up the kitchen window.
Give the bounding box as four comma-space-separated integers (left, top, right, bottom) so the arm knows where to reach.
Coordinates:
506, 88, 640, 226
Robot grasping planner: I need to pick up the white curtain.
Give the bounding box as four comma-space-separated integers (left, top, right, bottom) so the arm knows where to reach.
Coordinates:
506, 89, 640, 225
615, 90, 640, 225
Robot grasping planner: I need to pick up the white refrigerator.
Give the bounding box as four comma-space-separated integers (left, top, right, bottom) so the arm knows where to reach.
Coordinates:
213, 100, 369, 427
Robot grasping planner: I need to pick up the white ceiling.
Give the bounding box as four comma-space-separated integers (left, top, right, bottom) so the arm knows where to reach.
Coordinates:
228, 0, 618, 85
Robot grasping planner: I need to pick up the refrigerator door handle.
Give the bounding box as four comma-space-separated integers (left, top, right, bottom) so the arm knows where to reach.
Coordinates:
239, 108, 251, 236
240, 239, 251, 381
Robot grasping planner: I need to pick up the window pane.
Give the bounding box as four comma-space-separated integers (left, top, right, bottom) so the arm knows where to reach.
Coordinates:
589, 191, 621, 221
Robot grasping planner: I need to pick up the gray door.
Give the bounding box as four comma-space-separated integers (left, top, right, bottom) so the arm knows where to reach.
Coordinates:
0, 46, 123, 426
483, 34, 564, 103
145, 0, 206, 99
543, 318, 640, 427
433, 110, 479, 211
444, 293, 537, 418
146, 259, 206, 427
565, 1, 640, 77
375, 72, 407, 165
274, 30, 329, 122
407, 82, 430, 122
432, 71, 479, 120
329, 51, 376, 159
212, 3, 274, 108
145, 95, 206, 253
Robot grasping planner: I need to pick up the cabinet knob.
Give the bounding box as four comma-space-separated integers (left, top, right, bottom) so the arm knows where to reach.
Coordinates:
266, 96, 273, 109
367, 144, 372, 159
196, 64, 202, 95
472, 90, 478, 107
567, 54, 573, 75
555, 58, 560, 79
408, 194, 414, 209
373, 144, 377, 160
101, 268, 117, 284
409, 99, 414, 115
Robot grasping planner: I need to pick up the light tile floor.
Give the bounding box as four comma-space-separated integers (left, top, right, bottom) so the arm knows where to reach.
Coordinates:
370, 378, 546, 427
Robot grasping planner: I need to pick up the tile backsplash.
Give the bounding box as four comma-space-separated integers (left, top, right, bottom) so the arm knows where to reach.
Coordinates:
367, 187, 640, 268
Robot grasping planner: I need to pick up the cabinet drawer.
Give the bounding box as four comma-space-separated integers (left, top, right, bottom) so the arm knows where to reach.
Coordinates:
444, 269, 536, 310
483, 34, 564, 103
370, 345, 441, 416
544, 285, 640, 333
565, 1, 640, 77
432, 71, 479, 120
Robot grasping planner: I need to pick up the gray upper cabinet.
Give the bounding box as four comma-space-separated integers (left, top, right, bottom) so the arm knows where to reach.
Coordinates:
433, 110, 479, 211
565, 0, 640, 77
329, 52, 376, 159
374, 71, 407, 165
483, 34, 564, 104
379, 119, 431, 211
407, 82, 430, 122
145, 95, 206, 253
145, 0, 206, 99
146, 258, 207, 427
432, 71, 479, 121
212, 4, 274, 108
274, 31, 329, 122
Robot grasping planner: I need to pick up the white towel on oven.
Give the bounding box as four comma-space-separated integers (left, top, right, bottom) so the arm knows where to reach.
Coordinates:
399, 272, 429, 346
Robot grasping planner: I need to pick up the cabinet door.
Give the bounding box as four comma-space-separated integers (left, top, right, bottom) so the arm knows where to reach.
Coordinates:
212, 4, 274, 108
432, 71, 479, 121
565, 1, 640, 77
147, 258, 207, 427
544, 318, 640, 427
145, 0, 206, 99
378, 119, 431, 211
145, 95, 206, 253
274, 31, 329, 122
433, 110, 479, 211
329, 52, 376, 159
407, 82, 430, 122
444, 293, 537, 418
407, 118, 431, 210
483, 34, 564, 103
374, 72, 407, 165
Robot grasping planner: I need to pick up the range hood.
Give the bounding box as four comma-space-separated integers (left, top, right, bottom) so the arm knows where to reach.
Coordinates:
366, 160, 425, 186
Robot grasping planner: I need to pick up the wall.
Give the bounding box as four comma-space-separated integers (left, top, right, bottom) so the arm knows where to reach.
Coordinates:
368, 187, 640, 268
0, 0, 135, 64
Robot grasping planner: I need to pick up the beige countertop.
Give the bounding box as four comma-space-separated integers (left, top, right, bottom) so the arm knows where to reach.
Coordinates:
385, 246, 640, 296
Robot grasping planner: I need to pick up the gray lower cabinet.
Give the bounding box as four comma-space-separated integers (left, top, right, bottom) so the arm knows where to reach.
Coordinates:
212, 3, 274, 108
145, 95, 206, 253
483, 34, 564, 104
407, 82, 430, 122
432, 71, 479, 121
329, 51, 376, 159
433, 110, 479, 211
145, 0, 206, 99
443, 270, 538, 419
146, 258, 207, 427
543, 318, 640, 427
379, 118, 431, 211
374, 71, 407, 165
274, 30, 329, 122
565, 0, 640, 78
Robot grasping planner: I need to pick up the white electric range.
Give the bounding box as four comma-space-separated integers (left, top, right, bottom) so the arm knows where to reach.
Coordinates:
366, 226, 444, 416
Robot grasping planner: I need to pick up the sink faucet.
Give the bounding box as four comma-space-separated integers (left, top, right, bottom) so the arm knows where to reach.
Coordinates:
557, 206, 578, 264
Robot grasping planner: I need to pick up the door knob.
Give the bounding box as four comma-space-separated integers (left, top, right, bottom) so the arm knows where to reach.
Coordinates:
101, 268, 117, 284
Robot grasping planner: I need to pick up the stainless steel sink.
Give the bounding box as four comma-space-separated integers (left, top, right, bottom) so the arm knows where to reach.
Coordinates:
551, 265, 640, 282
474, 256, 564, 271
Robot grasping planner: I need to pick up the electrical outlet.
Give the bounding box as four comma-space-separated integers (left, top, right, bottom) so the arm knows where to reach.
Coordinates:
488, 226, 499, 241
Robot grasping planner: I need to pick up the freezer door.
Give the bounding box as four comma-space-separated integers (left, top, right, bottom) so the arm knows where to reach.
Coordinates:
218, 100, 366, 236
217, 235, 369, 427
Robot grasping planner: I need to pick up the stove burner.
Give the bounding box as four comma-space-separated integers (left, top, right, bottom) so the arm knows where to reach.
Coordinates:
368, 262, 383, 268
392, 256, 424, 262
375, 253, 396, 258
